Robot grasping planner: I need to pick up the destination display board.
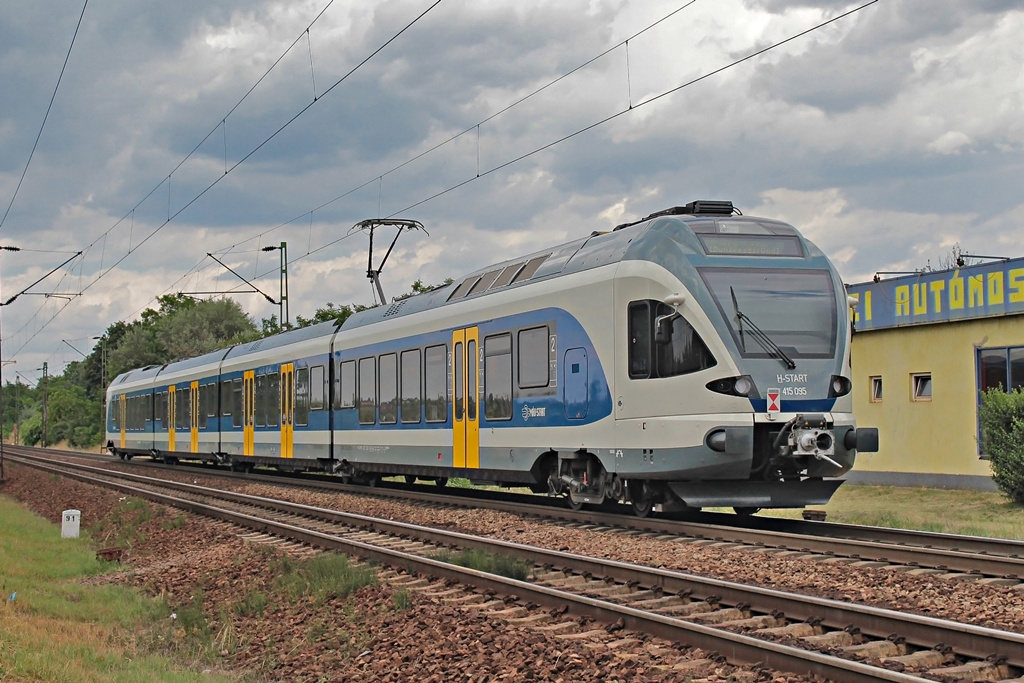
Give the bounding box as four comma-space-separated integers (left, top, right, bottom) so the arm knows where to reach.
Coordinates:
698, 234, 803, 257
847, 257, 1024, 331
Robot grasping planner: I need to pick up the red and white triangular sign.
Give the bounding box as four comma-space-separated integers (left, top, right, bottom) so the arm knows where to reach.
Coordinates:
767, 388, 781, 414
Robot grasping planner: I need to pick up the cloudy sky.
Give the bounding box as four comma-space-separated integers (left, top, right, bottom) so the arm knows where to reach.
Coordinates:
1, 0, 1022, 382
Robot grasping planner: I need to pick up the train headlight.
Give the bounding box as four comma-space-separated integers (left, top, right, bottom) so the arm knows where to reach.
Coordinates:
828, 375, 852, 398
706, 375, 758, 398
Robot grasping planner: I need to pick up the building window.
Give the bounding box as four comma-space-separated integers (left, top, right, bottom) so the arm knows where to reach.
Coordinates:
912, 373, 932, 401
978, 346, 1024, 393
870, 376, 882, 403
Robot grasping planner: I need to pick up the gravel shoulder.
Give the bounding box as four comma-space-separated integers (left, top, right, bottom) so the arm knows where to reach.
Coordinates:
2, 463, 818, 682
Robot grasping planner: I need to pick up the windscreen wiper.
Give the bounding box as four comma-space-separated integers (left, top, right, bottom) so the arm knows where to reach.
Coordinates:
729, 287, 796, 370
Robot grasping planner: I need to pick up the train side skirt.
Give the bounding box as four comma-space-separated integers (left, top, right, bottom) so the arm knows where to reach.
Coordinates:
668, 478, 843, 509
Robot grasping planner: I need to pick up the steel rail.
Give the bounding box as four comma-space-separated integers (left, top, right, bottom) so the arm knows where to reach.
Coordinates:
9, 452, 1024, 672
16, 445, 1024, 577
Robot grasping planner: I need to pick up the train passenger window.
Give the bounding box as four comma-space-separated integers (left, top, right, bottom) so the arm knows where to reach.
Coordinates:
518, 326, 550, 388
358, 357, 376, 424
401, 349, 421, 423
310, 365, 325, 411
295, 368, 309, 427
232, 379, 243, 428
221, 381, 232, 417
379, 354, 398, 424
198, 385, 208, 430
255, 374, 267, 427
510, 255, 549, 284
268, 372, 280, 427
654, 303, 716, 377
332, 360, 341, 410
424, 345, 447, 423
339, 360, 356, 408
484, 334, 512, 420
206, 383, 217, 418
490, 262, 525, 290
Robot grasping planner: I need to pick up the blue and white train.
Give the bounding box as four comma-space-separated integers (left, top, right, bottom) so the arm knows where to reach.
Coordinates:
106, 200, 878, 515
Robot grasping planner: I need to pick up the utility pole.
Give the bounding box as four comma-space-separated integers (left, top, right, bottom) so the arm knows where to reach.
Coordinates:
259, 242, 289, 327
40, 362, 48, 448
278, 242, 289, 327
93, 336, 106, 449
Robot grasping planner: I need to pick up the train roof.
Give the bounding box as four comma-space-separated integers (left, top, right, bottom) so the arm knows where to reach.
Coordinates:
109, 362, 164, 388
222, 319, 338, 360
340, 200, 809, 330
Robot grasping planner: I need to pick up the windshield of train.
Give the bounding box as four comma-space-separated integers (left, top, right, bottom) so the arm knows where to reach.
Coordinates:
699, 268, 837, 359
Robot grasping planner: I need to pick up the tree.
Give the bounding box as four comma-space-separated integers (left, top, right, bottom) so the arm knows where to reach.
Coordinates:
294, 302, 370, 328
978, 388, 1024, 505
161, 298, 255, 361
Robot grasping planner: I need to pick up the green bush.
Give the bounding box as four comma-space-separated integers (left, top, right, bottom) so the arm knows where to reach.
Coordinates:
978, 388, 1024, 504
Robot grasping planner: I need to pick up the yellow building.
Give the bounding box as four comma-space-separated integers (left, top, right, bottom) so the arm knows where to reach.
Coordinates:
846, 259, 1024, 490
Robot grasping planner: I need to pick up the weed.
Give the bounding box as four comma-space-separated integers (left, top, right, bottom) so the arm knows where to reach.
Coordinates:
392, 588, 413, 611
231, 591, 269, 618
274, 553, 377, 604
431, 548, 531, 581
161, 515, 187, 531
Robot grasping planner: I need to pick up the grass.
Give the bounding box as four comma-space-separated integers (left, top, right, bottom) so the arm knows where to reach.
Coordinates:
431, 548, 532, 581
729, 484, 1024, 540
271, 552, 378, 604
0, 496, 236, 683
820, 484, 1024, 539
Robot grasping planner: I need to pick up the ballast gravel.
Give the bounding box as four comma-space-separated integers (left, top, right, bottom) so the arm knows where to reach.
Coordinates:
2, 462, 816, 682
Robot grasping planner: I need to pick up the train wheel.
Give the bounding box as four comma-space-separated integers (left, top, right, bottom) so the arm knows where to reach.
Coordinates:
733, 507, 761, 516
434, 477, 448, 488
627, 480, 656, 518
566, 495, 585, 511
631, 496, 655, 518
404, 475, 416, 484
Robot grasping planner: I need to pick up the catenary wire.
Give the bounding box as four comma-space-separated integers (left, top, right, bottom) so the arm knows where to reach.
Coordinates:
0, 0, 89, 234
7, 0, 879, 362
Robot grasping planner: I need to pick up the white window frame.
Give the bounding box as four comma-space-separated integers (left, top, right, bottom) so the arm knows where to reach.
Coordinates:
869, 375, 882, 403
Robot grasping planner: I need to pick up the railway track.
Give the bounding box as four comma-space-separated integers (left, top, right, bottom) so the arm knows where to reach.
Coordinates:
8, 450, 1024, 682
18, 445, 1024, 586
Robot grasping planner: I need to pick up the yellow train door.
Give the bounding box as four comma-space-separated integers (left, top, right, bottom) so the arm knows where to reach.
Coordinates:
452, 327, 480, 469
280, 364, 294, 458
190, 381, 199, 453
168, 385, 176, 451
243, 370, 255, 456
